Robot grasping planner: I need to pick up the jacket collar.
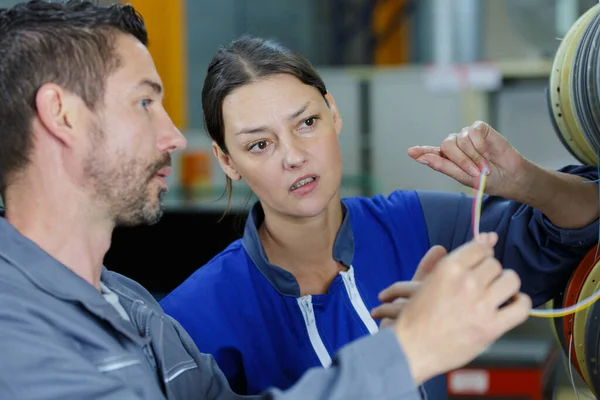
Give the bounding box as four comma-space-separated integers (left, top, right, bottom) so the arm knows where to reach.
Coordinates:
241, 201, 355, 297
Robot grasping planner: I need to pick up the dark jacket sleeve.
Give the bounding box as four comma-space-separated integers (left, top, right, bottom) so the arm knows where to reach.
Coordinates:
415, 165, 599, 306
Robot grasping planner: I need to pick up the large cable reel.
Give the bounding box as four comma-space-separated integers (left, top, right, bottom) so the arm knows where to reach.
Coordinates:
547, 247, 600, 395
546, 4, 600, 395
548, 3, 600, 165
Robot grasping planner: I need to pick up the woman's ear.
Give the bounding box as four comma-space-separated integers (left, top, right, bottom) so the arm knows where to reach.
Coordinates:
325, 92, 343, 136
212, 142, 241, 181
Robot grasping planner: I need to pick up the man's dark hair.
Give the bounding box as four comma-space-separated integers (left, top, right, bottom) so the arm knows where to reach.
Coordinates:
0, 0, 147, 198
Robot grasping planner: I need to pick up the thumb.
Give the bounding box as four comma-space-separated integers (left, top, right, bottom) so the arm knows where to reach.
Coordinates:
412, 245, 448, 281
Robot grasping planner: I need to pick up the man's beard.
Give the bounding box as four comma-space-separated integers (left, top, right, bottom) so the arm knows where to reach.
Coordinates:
83, 134, 171, 227
113, 154, 170, 227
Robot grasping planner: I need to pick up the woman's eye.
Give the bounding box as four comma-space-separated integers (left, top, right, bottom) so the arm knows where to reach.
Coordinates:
249, 140, 269, 152
301, 117, 318, 128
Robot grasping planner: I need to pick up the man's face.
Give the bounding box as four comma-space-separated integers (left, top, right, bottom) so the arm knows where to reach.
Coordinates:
81, 34, 186, 226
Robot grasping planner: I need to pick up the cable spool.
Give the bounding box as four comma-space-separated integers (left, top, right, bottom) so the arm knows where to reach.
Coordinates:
572, 261, 600, 391
545, 3, 600, 394
584, 288, 600, 396
548, 288, 567, 360
561, 248, 600, 375
547, 247, 600, 395
548, 3, 600, 165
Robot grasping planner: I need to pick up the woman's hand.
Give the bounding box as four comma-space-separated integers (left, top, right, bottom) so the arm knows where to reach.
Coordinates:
408, 121, 528, 197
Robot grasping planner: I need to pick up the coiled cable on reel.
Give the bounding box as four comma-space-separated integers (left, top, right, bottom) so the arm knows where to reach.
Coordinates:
549, 3, 600, 165
535, 2, 600, 318
538, 3, 600, 396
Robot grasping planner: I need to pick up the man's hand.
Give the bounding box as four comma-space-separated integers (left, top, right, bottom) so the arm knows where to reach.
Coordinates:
371, 245, 447, 328
391, 236, 531, 386
371, 234, 499, 329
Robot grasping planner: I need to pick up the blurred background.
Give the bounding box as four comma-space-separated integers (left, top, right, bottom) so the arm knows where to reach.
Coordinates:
2, 0, 598, 398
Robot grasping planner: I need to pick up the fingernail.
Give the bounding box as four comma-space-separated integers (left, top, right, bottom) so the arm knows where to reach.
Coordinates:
470, 166, 480, 176
417, 157, 429, 165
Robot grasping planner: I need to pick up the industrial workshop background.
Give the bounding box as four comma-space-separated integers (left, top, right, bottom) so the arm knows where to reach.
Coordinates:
0, 1, 596, 399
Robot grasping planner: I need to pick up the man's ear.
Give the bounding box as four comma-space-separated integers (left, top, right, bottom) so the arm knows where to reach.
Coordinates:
35, 83, 80, 147
324, 92, 343, 136
212, 142, 241, 181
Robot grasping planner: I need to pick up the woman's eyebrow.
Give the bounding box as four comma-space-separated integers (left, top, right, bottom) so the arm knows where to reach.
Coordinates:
236, 101, 313, 136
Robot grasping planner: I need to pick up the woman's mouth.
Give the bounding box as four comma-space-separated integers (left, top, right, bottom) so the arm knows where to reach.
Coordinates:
289, 175, 319, 195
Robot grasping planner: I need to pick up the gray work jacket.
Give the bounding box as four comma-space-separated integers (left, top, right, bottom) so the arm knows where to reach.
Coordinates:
0, 215, 421, 399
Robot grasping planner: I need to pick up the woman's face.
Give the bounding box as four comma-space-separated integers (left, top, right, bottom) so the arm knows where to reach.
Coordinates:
215, 73, 343, 219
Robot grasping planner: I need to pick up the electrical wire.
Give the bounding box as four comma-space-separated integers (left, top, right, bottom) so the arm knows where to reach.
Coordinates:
530, 291, 600, 318
471, 164, 600, 319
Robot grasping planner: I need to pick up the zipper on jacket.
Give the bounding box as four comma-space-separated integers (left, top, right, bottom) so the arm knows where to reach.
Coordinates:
297, 295, 332, 368
340, 267, 379, 335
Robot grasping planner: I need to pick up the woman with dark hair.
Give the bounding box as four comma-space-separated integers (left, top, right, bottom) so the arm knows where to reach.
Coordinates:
161, 36, 599, 397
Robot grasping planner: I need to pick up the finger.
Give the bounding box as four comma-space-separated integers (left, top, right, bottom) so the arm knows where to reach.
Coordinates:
413, 245, 448, 280
371, 300, 408, 320
474, 232, 498, 247
378, 281, 420, 303
483, 269, 522, 308
467, 122, 491, 158
456, 128, 487, 170
443, 240, 495, 273
492, 292, 532, 334
440, 134, 481, 177
413, 153, 472, 185
379, 317, 395, 329
469, 256, 504, 291
471, 121, 515, 164
407, 146, 442, 160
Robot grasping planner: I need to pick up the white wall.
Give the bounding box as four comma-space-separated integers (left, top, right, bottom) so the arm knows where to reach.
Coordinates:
369, 71, 580, 196
370, 67, 466, 195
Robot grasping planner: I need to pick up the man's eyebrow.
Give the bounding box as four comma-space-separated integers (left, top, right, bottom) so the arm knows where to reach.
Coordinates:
136, 79, 163, 95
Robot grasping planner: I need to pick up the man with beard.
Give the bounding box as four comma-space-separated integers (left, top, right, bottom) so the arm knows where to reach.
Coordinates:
0, 1, 531, 399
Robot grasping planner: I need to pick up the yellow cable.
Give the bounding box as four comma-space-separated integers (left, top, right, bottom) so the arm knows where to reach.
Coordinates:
472, 166, 600, 318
